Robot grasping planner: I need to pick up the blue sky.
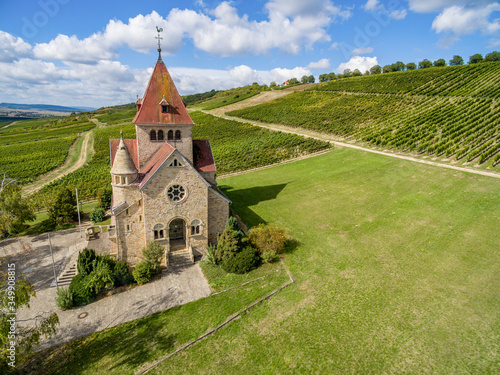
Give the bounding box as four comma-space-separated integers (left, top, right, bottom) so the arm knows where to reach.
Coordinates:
0, 0, 499, 107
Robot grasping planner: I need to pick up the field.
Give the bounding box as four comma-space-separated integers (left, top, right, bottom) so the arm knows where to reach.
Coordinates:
29, 112, 329, 210
21, 148, 499, 374
228, 62, 500, 167
0, 119, 95, 184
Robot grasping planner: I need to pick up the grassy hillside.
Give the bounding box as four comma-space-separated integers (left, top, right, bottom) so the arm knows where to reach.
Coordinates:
21, 149, 500, 374
228, 62, 500, 167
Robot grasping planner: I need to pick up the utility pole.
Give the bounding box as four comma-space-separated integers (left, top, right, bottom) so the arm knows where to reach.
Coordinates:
48, 233, 58, 289
76, 188, 81, 238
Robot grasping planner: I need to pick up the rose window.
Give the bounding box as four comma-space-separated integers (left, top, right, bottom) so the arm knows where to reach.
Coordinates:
167, 185, 186, 202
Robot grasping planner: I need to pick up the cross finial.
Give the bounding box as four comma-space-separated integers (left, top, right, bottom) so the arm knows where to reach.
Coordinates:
155, 26, 163, 61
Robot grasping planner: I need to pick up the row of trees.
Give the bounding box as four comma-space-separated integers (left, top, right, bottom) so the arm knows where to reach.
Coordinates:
316, 51, 500, 83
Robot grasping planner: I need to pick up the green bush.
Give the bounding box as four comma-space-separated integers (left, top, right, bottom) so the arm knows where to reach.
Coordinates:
55, 287, 74, 310
86, 259, 114, 294
89, 207, 105, 223
113, 261, 134, 286
97, 188, 112, 210
261, 251, 279, 264
216, 217, 245, 264
248, 224, 287, 255
77, 248, 97, 275
203, 244, 217, 265
133, 261, 155, 285
141, 241, 164, 273
222, 246, 260, 274
69, 274, 95, 306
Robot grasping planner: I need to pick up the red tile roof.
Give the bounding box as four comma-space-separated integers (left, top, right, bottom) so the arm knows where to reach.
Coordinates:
133, 60, 194, 125
110, 139, 139, 169
193, 139, 216, 173
136, 142, 176, 189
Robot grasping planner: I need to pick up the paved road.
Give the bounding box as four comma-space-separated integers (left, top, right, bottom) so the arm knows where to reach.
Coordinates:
0, 229, 211, 350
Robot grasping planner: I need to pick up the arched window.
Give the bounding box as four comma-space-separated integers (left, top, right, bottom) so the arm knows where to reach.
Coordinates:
169, 159, 182, 167
167, 130, 174, 140
191, 220, 201, 235
157, 130, 164, 141
154, 224, 165, 240
150, 130, 156, 141
175, 130, 181, 140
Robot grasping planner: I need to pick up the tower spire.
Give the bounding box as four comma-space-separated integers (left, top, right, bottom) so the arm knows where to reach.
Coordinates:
155, 26, 163, 62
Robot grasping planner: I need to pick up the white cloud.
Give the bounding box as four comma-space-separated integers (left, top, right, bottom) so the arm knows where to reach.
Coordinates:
390, 9, 408, 20
364, 0, 381, 12
270, 66, 312, 83
352, 47, 374, 55
307, 58, 331, 70
432, 4, 500, 35
407, 0, 471, 13
229, 65, 260, 85
29, 1, 354, 63
336, 56, 378, 74
330, 41, 340, 50
0, 31, 32, 62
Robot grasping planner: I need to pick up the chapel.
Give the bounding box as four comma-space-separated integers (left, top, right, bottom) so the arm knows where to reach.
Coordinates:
107, 50, 230, 266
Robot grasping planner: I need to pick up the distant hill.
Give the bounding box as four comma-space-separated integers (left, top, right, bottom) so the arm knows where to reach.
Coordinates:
0, 102, 95, 113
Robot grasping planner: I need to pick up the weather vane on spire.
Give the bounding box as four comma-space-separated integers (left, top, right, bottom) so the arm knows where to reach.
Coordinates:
155, 26, 163, 61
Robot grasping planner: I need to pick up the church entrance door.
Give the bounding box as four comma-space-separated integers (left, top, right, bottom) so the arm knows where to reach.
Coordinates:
169, 218, 186, 249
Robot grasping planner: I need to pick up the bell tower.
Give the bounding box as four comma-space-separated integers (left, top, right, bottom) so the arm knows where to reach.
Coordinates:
133, 28, 194, 168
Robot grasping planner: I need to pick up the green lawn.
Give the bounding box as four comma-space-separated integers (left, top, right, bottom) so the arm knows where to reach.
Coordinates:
20, 148, 499, 374
152, 148, 499, 374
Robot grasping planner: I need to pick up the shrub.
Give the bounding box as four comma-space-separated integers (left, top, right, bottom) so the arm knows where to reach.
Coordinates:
77, 248, 97, 275
69, 274, 95, 306
261, 251, 279, 264
133, 261, 155, 285
55, 287, 73, 310
204, 244, 217, 265
141, 241, 164, 273
222, 246, 260, 274
86, 259, 114, 294
248, 224, 287, 255
216, 217, 245, 263
97, 188, 112, 210
113, 261, 134, 286
89, 207, 105, 223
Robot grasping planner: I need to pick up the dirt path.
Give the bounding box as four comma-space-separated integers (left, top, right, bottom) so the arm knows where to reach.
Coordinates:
206, 112, 500, 180
0, 120, 18, 129
23, 130, 93, 196
207, 83, 316, 116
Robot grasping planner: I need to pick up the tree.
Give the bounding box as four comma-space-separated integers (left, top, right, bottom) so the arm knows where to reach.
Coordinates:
433, 58, 446, 67
306, 75, 315, 83
0, 185, 35, 235
216, 217, 245, 264
449, 55, 464, 66
352, 69, 362, 76
301, 75, 308, 84
370, 65, 381, 74
0, 260, 59, 372
326, 72, 336, 81
343, 69, 352, 77
418, 59, 432, 69
382, 65, 392, 73
405, 62, 417, 70
142, 241, 164, 273
394, 61, 405, 71
270, 81, 277, 88
364, 70, 370, 75
468, 53, 483, 64
319, 73, 328, 82
485, 51, 500, 62
288, 77, 299, 84
49, 188, 77, 226
97, 188, 112, 210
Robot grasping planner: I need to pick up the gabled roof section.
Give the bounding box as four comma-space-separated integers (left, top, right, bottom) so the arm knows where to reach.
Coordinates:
135, 142, 176, 189
193, 139, 216, 173
110, 139, 139, 170
133, 60, 194, 125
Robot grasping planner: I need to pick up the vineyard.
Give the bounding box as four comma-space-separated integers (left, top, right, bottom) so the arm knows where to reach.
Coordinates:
228, 62, 500, 168
30, 112, 330, 209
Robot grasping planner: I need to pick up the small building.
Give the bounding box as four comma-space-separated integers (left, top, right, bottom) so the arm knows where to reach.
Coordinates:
108, 53, 230, 265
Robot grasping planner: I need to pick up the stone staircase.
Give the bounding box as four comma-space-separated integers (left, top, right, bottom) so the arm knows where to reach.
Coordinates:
56, 264, 77, 286
169, 248, 194, 268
